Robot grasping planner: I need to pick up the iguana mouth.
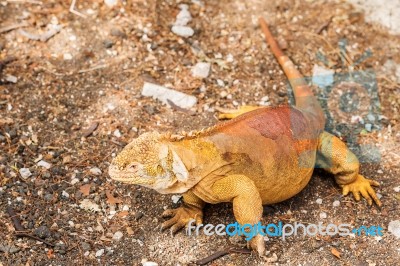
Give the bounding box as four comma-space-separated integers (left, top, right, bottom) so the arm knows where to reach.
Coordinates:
108, 165, 154, 185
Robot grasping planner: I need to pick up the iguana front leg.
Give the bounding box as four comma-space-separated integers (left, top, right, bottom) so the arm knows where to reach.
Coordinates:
161, 190, 205, 233
316, 131, 382, 206
211, 174, 264, 256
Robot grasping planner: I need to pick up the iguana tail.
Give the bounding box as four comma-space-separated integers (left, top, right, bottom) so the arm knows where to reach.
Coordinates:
259, 18, 325, 130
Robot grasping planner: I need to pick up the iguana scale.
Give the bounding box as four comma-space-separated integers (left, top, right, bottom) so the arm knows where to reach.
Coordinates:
108, 18, 381, 255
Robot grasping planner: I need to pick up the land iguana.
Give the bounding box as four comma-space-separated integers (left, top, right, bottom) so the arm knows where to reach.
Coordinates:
108, 18, 381, 255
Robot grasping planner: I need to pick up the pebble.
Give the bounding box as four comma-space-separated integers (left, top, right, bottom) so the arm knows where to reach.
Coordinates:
367, 114, 376, 122
90, 167, 102, 175
376, 193, 382, 199
81, 242, 91, 251
365, 123, 372, 131
63, 53, 73, 60
113, 129, 122, 138
191, 62, 211, 78
216, 79, 225, 87
141, 82, 197, 109
394, 186, 400, 193
5, 74, 18, 83
312, 64, 334, 87
34, 225, 51, 238
141, 260, 158, 266
135, 212, 144, 220
175, 4, 192, 25
44, 194, 53, 201
104, 0, 118, 7
388, 220, 400, 238
171, 25, 194, 37
319, 212, 327, 219
71, 177, 79, 185
112, 231, 123, 241
110, 28, 126, 38
103, 39, 114, 49
19, 168, 32, 179
37, 160, 51, 169
171, 195, 182, 204
61, 191, 70, 198
95, 249, 105, 257
316, 198, 323, 204
333, 200, 340, 207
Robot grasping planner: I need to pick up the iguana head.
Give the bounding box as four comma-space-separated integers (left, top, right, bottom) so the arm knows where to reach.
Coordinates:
108, 132, 189, 193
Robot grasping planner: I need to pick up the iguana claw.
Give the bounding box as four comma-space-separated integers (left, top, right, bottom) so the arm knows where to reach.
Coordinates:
341, 175, 381, 207
248, 235, 266, 257
161, 206, 203, 234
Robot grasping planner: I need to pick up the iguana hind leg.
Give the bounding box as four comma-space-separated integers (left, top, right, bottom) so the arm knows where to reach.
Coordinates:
218, 105, 262, 119
316, 131, 381, 206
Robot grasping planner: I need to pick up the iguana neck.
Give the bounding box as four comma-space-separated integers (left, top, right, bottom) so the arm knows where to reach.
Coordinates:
161, 138, 229, 194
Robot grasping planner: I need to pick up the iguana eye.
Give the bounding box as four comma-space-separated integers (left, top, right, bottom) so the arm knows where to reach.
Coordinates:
127, 163, 139, 170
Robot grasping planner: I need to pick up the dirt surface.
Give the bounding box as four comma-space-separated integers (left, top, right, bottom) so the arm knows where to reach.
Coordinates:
1, 0, 399, 265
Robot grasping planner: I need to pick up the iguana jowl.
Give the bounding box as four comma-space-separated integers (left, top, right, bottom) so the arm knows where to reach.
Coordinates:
108, 18, 381, 255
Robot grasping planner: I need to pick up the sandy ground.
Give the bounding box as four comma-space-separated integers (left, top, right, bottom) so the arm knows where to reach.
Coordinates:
0, 0, 399, 265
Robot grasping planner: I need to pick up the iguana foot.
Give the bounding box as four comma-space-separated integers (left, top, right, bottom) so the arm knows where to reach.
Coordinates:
248, 234, 266, 256
217, 105, 262, 119
161, 206, 203, 234
341, 174, 381, 207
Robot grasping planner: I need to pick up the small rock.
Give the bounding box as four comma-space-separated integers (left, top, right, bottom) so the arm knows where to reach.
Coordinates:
312, 64, 334, 88
81, 242, 91, 251
171, 25, 194, 37
266, 253, 278, 263
104, 0, 118, 7
316, 198, 323, 204
95, 249, 105, 257
376, 193, 382, 199
5, 74, 18, 83
90, 167, 102, 175
388, 220, 400, 238
216, 79, 225, 87
19, 168, 32, 179
192, 62, 211, 78
110, 28, 126, 38
61, 191, 70, 198
113, 129, 122, 138
37, 160, 51, 169
103, 39, 114, 49
63, 53, 73, 60
141, 82, 197, 109
175, 4, 192, 26
171, 195, 182, 204
112, 231, 123, 241
365, 123, 372, 132
9, 246, 20, 254
44, 194, 53, 201
333, 200, 340, 207
63, 155, 72, 164
367, 114, 376, 122
319, 212, 327, 219
141, 260, 158, 266
394, 186, 400, 193
34, 225, 51, 238
135, 212, 143, 220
